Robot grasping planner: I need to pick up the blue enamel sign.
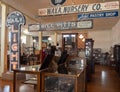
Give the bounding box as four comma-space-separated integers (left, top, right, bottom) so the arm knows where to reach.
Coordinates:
78, 11, 118, 20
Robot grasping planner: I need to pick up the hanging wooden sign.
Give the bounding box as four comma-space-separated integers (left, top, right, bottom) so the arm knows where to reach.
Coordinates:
6, 11, 26, 71
38, 1, 119, 16
28, 20, 93, 31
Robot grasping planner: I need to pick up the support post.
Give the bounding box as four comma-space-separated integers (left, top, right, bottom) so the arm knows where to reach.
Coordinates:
39, 32, 42, 63
54, 32, 57, 46
0, 3, 7, 76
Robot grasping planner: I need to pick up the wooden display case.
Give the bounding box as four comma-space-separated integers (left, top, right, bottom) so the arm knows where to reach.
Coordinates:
13, 57, 86, 92
13, 69, 41, 92
41, 63, 86, 92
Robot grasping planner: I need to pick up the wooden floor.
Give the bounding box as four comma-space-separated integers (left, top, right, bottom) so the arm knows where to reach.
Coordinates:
87, 65, 120, 92
0, 65, 120, 92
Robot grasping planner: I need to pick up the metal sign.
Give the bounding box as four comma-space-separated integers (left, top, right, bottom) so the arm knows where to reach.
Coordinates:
38, 1, 119, 16
28, 24, 40, 32
6, 11, 26, 71
28, 20, 93, 31
78, 11, 118, 20
51, 0, 66, 5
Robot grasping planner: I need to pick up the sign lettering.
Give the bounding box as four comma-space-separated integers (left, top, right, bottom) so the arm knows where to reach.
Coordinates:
78, 11, 118, 20
38, 1, 119, 16
28, 20, 93, 31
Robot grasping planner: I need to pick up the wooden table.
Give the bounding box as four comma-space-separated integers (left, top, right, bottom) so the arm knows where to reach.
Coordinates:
13, 69, 41, 92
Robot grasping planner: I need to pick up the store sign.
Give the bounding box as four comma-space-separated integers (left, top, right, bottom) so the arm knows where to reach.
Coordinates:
28, 24, 40, 32
51, 0, 66, 5
6, 11, 26, 71
28, 20, 93, 31
38, 1, 119, 16
78, 11, 118, 20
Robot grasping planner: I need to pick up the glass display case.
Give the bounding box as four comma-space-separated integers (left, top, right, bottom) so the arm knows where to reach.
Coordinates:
13, 57, 86, 92
85, 38, 94, 81
13, 54, 54, 92
43, 75, 75, 92
67, 57, 86, 70
41, 60, 86, 92
85, 39, 94, 58
114, 45, 120, 75
13, 70, 39, 92
93, 48, 102, 64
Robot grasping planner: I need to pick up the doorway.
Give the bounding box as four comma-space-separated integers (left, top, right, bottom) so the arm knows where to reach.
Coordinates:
62, 33, 78, 55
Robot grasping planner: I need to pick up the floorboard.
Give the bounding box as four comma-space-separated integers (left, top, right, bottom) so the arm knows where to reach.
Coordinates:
87, 65, 120, 92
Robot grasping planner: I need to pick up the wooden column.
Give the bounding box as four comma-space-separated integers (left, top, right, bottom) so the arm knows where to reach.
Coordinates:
39, 32, 42, 63
39, 32, 42, 50
0, 3, 8, 76
54, 32, 57, 46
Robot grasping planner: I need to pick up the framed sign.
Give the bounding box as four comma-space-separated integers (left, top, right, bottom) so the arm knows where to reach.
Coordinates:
28, 24, 40, 32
